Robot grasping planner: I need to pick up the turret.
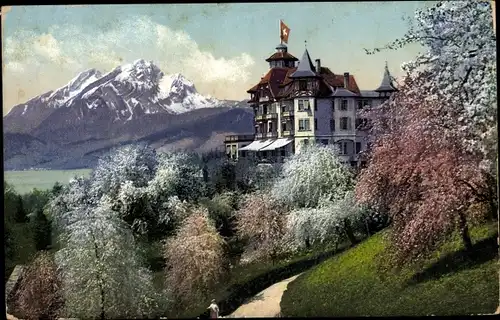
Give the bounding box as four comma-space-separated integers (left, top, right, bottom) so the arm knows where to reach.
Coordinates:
265, 43, 298, 69
374, 61, 398, 98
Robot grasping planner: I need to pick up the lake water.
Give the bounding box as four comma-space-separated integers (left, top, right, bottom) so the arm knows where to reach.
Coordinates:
4, 169, 92, 195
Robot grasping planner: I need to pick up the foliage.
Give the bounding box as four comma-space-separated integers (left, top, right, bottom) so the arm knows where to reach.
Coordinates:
163, 207, 228, 308
366, 1, 496, 160
147, 151, 205, 203
47, 145, 201, 241
4, 182, 37, 281
286, 192, 369, 248
55, 204, 160, 319
21, 188, 52, 218
200, 192, 240, 238
234, 192, 288, 263
14, 251, 63, 320
89, 143, 158, 201
30, 208, 52, 251
272, 144, 354, 209
357, 1, 497, 265
47, 176, 92, 236
280, 223, 498, 317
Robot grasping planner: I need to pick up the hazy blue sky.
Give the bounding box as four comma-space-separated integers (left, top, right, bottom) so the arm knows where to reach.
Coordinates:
3, 2, 433, 114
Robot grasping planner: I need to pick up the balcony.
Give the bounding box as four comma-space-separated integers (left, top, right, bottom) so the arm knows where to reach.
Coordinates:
281, 110, 294, 117
255, 113, 278, 121
259, 96, 270, 102
255, 133, 265, 139
224, 134, 255, 143
282, 130, 295, 137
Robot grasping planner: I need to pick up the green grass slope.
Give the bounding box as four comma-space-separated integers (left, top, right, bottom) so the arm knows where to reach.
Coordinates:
281, 222, 499, 317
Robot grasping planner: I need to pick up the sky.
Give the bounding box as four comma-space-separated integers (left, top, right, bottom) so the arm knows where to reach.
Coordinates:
2, 2, 433, 115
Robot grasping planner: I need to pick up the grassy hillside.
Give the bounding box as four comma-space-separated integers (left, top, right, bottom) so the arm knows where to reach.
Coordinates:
281, 222, 499, 317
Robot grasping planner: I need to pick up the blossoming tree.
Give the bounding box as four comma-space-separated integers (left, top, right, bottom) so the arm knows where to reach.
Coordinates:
358, 1, 497, 265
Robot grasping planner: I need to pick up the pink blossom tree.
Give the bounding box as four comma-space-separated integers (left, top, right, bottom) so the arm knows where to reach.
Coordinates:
14, 252, 64, 320
357, 1, 497, 265
163, 207, 228, 308
234, 192, 288, 264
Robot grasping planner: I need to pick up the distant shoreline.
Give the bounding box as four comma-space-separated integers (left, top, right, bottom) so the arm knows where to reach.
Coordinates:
4, 169, 93, 194
4, 168, 92, 172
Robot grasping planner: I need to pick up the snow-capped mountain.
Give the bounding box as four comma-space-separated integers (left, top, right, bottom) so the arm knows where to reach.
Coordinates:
17, 59, 221, 118
3, 59, 253, 170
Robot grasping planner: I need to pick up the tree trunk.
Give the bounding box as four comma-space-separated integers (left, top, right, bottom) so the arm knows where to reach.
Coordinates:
91, 232, 106, 320
305, 236, 311, 249
458, 211, 473, 253
344, 219, 358, 245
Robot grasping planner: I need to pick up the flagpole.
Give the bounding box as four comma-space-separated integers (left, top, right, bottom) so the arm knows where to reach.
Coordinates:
279, 19, 282, 44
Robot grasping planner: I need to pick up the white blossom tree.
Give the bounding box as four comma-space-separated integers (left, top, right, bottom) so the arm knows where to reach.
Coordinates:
47, 176, 93, 244
286, 191, 371, 249
55, 203, 160, 319
89, 143, 158, 200
366, 1, 496, 167
147, 151, 205, 204
272, 144, 354, 209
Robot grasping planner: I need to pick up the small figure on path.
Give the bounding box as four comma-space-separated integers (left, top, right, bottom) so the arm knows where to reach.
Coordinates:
208, 299, 219, 319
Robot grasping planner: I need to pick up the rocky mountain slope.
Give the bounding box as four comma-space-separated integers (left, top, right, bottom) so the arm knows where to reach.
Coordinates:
3, 59, 254, 170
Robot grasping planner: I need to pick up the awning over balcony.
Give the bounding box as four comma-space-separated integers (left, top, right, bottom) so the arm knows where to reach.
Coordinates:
259, 138, 293, 151
239, 139, 275, 151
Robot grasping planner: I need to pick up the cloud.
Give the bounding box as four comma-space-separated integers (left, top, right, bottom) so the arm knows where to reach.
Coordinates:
3, 16, 256, 114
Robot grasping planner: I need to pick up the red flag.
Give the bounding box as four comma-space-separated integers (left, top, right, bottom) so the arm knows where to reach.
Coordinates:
280, 20, 290, 44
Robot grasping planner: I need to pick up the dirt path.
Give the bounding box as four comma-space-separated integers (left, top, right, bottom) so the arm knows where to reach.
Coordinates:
228, 273, 302, 318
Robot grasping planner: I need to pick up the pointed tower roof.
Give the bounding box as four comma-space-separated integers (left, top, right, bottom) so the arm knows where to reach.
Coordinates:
289, 49, 318, 78
374, 62, 397, 92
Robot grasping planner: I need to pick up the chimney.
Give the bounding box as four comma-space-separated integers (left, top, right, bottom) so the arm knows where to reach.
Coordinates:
315, 59, 321, 73
343, 72, 349, 89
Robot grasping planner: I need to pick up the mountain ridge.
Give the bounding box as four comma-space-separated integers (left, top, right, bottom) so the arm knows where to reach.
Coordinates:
3, 59, 254, 170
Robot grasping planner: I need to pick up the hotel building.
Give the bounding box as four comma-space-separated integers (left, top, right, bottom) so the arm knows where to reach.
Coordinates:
224, 43, 397, 166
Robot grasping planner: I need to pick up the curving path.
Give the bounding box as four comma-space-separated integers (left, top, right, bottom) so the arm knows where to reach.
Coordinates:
227, 273, 302, 318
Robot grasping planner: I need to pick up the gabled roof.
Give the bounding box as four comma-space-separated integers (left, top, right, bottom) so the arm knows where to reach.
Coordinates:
374, 62, 397, 92
331, 87, 358, 97
279, 66, 361, 95
289, 49, 318, 78
246, 67, 290, 97
318, 67, 360, 94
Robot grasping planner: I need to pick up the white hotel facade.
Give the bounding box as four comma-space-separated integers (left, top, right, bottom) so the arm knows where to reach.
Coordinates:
224, 43, 397, 167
